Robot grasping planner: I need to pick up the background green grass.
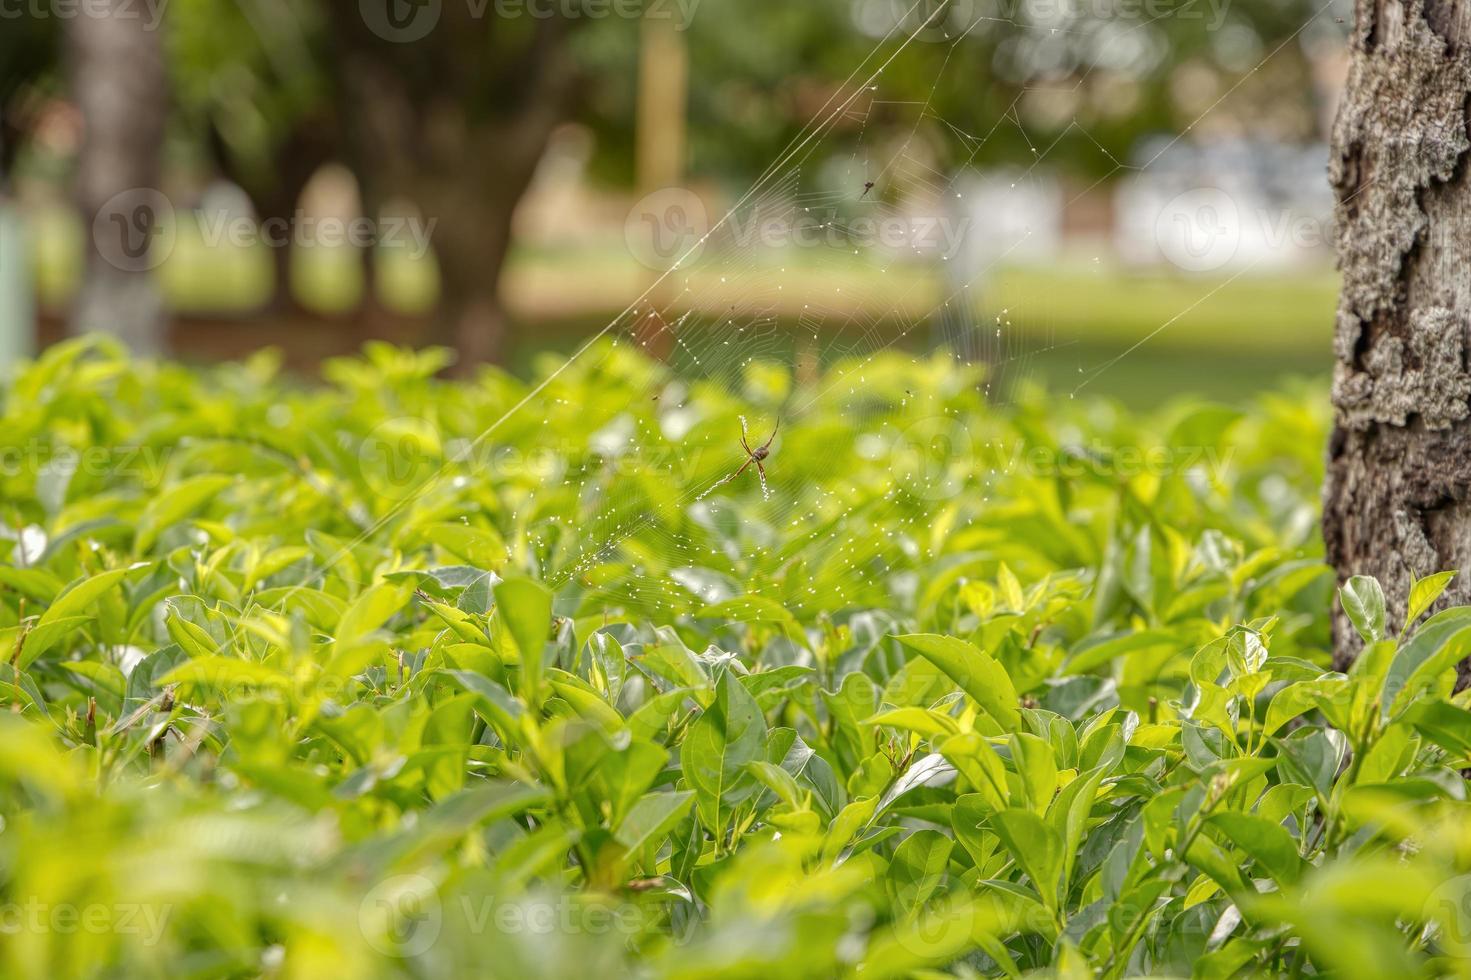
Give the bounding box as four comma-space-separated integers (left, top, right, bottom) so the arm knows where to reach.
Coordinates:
28, 205, 1336, 405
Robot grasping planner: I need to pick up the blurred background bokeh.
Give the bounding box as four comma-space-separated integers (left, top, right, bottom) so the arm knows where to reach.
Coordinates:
0, 0, 1349, 403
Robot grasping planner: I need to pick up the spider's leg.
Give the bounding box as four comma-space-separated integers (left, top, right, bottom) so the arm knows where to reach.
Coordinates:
740, 431, 751, 454
756, 460, 771, 500
761, 416, 781, 452
696, 458, 753, 501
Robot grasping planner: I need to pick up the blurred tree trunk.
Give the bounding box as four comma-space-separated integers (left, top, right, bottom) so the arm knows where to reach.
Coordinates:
0, 20, 55, 369
67, 1, 169, 354
1323, 0, 1471, 673
326, 6, 575, 371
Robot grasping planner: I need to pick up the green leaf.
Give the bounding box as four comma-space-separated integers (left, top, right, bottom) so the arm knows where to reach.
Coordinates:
165, 607, 220, 659
547, 669, 625, 737
0, 566, 64, 603
894, 633, 1019, 730
990, 809, 1063, 911
997, 562, 1025, 612
420, 522, 506, 567
18, 564, 149, 668
865, 707, 960, 738
615, 790, 695, 856
160, 656, 290, 690
1009, 732, 1057, 813
443, 669, 525, 741
1404, 698, 1471, 757
627, 686, 696, 742
938, 732, 1010, 810
1339, 576, 1386, 644
135, 474, 234, 552
679, 669, 767, 837
1047, 765, 1106, 891
1262, 676, 1350, 736
1208, 811, 1301, 885
745, 760, 806, 810
335, 581, 412, 645
1406, 570, 1456, 632
888, 829, 953, 906
697, 595, 810, 650
1381, 608, 1471, 719
495, 576, 553, 703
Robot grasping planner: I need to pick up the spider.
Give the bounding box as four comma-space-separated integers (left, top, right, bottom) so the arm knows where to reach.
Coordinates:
861, 180, 876, 199
697, 415, 779, 501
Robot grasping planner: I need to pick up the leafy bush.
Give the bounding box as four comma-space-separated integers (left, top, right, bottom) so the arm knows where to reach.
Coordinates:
4, 337, 1470, 978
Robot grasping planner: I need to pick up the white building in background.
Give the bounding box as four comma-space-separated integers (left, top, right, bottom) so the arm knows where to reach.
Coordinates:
950, 172, 1064, 272
1114, 140, 1335, 273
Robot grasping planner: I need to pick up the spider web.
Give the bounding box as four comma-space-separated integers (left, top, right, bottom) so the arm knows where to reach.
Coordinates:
359, 0, 1343, 627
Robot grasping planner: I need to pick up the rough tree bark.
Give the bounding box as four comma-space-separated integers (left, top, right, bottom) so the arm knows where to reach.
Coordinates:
326, 4, 576, 370
67, 0, 170, 354
1324, 0, 1471, 673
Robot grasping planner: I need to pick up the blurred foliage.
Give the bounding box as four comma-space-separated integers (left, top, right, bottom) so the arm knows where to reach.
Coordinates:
166, 0, 332, 188
575, 0, 1344, 186
0, 13, 58, 176
5, 339, 1471, 977
2, 0, 1345, 189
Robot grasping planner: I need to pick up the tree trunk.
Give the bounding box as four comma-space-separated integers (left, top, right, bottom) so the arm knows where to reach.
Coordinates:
1323, 0, 1471, 673
430, 194, 515, 367
323, 3, 575, 371
67, 0, 169, 355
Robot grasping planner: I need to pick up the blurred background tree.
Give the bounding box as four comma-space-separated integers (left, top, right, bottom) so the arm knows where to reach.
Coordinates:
0, 0, 1349, 393
68, 0, 170, 353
